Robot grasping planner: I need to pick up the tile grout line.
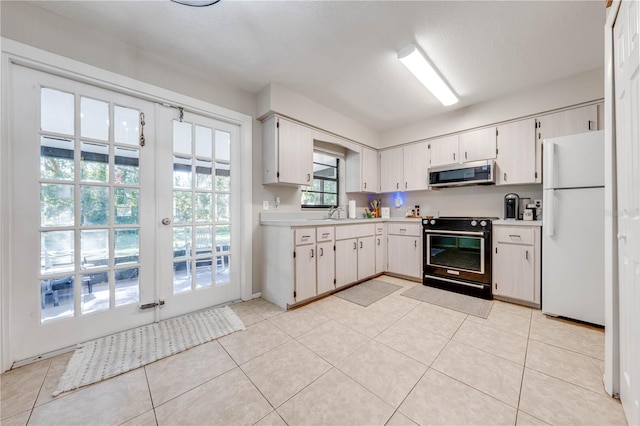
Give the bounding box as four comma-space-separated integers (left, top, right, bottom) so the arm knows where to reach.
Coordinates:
514, 307, 534, 425
141, 366, 159, 426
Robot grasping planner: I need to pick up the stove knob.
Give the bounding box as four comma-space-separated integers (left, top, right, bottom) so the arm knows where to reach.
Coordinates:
480, 220, 487, 227
470, 220, 478, 227
430, 220, 436, 225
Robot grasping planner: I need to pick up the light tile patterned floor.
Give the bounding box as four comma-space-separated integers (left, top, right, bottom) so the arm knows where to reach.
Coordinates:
0, 275, 628, 425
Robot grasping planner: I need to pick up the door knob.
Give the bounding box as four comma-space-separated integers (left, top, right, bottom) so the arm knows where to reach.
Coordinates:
162, 218, 172, 225
617, 233, 627, 241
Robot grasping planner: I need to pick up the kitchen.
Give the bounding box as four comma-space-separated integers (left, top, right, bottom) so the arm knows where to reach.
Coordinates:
0, 1, 638, 425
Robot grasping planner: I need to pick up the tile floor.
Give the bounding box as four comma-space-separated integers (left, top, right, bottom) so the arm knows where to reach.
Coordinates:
0, 275, 628, 425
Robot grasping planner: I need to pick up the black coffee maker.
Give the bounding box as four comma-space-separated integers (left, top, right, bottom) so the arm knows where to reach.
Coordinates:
504, 193, 520, 220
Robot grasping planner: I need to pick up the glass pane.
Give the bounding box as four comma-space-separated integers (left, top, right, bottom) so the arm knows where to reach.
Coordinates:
429, 236, 482, 272
215, 194, 230, 222
81, 272, 109, 314
173, 260, 192, 294
81, 229, 108, 269
173, 156, 192, 189
173, 121, 192, 154
195, 125, 213, 158
215, 130, 230, 161
196, 160, 212, 190
81, 185, 109, 226
195, 225, 213, 253
114, 106, 140, 145
81, 97, 109, 141
115, 267, 139, 306
324, 194, 338, 206
114, 188, 139, 225
114, 147, 139, 185
324, 180, 337, 193
41, 231, 74, 275
173, 226, 192, 258
41, 88, 74, 135
173, 191, 192, 224
195, 193, 212, 223
301, 191, 320, 206
314, 163, 337, 179
41, 184, 74, 227
216, 255, 230, 286
215, 162, 230, 192
41, 275, 74, 322
215, 224, 230, 249
311, 180, 322, 192
195, 258, 212, 289
115, 229, 139, 264
40, 136, 74, 180
313, 152, 337, 167
81, 142, 109, 182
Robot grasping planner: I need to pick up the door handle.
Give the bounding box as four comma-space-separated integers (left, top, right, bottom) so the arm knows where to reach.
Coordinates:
617, 233, 627, 241
161, 218, 172, 225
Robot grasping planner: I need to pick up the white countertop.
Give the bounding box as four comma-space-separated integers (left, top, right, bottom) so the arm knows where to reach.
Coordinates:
493, 219, 543, 227
260, 212, 424, 227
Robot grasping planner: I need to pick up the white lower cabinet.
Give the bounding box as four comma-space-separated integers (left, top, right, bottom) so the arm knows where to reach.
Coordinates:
386, 223, 422, 279
335, 239, 358, 287
492, 224, 541, 307
375, 224, 386, 274
335, 224, 376, 287
294, 243, 317, 302
316, 240, 335, 294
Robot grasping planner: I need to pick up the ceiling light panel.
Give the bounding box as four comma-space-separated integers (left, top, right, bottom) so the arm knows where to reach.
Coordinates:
398, 44, 458, 106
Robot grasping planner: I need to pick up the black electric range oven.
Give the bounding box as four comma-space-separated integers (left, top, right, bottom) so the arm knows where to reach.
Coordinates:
422, 217, 496, 299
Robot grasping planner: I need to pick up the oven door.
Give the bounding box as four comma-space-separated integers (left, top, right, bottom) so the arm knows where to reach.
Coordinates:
424, 230, 491, 285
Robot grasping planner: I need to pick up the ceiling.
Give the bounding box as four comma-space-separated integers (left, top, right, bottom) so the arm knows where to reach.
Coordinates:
29, 0, 605, 132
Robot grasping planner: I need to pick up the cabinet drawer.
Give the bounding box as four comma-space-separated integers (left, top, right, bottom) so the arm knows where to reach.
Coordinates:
294, 228, 316, 245
335, 223, 375, 240
494, 226, 535, 245
387, 223, 421, 237
316, 226, 335, 242
375, 224, 385, 235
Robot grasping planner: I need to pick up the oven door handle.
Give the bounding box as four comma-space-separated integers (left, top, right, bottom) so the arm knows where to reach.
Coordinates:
424, 229, 486, 236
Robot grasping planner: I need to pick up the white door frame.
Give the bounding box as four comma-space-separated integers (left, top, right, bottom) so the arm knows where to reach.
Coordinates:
0, 38, 253, 372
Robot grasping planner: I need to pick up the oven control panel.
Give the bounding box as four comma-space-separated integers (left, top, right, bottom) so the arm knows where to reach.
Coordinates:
422, 217, 495, 232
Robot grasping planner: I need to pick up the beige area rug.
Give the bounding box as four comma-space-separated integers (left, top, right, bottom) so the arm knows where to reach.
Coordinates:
401, 285, 493, 318
335, 279, 402, 307
53, 306, 245, 396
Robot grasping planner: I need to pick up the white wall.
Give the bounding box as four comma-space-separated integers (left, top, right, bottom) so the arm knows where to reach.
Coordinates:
380, 67, 604, 148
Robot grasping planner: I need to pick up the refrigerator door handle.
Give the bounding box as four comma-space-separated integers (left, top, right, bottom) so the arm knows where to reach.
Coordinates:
545, 141, 555, 189
545, 189, 555, 237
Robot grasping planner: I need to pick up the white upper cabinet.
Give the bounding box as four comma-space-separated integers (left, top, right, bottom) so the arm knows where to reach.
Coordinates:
496, 118, 539, 185
403, 141, 430, 191
458, 127, 497, 163
262, 116, 313, 186
346, 146, 379, 193
429, 134, 459, 167
536, 104, 598, 141
380, 147, 404, 192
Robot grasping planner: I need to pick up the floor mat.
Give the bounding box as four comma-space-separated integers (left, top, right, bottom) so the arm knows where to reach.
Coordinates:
401, 285, 493, 318
53, 305, 245, 396
335, 280, 402, 307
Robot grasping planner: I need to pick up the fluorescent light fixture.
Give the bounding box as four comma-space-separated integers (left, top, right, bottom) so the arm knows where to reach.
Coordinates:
398, 43, 458, 106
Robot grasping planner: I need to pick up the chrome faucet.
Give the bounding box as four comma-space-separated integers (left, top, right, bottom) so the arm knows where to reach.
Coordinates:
327, 205, 343, 219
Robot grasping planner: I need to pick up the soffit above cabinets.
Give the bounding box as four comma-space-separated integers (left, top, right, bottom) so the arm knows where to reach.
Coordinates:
23, 1, 605, 131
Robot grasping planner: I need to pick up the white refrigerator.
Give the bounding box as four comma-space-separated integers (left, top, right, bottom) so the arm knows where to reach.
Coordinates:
542, 131, 604, 326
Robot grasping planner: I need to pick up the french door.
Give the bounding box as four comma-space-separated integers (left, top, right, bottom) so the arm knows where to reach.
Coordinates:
9, 66, 239, 361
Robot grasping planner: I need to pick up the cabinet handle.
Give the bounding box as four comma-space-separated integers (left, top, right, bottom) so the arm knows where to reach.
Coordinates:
525, 250, 529, 260
377, 238, 380, 246
396, 182, 400, 189
399, 228, 406, 233
364, 182, 367, 189
588, 120, 595, 131
465, 151, 468, 160
310, 248, 314, 258
360, 241, 363, 249
453, 152, 456, 161
307, 173, 311, 182
301, 235, 311, 240
322, 233, 330, 237
414, 240, 417, 248
504, 172, 507, 182
320, 247, 324, 257
405, 182, 408, 189
353, 242, 357, 250
509, 234, 521, 239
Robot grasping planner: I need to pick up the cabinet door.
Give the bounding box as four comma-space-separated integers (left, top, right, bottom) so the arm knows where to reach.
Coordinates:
496, 119, 537, 185
294, 245, 317, 302
375, 234, 386, 274
357, 236, 376, 280
493, 243, 534, 302
429, 134, 459, 167
403, 141, 430, 191
388, 235, 422, 278
536, 104, 598, 141
335, 239, 358, 287
278, 118, 313, 185
316, 241, 335, 294
362, 146, 379, 193
459, 127, 497, 162
379, 148, 404, 192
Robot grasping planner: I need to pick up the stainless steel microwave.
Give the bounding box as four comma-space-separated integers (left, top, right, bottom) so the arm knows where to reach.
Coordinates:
429, 159, 495, 188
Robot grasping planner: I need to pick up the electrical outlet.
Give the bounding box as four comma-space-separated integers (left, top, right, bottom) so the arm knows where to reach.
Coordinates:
262, 200, 269, 210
